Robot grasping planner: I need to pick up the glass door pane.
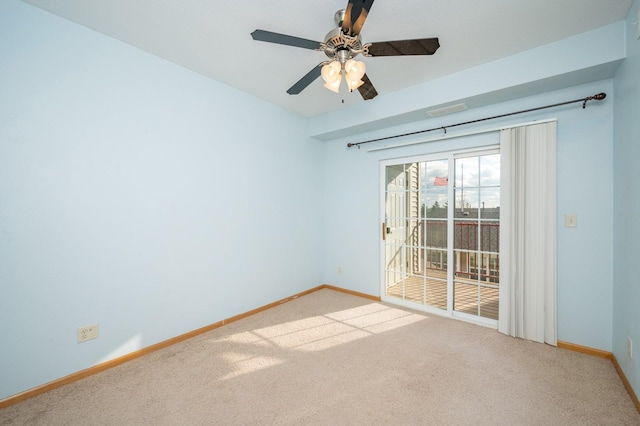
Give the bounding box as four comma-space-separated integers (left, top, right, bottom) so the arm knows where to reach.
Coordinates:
453, 154, 500, 320
421, 159, 448, 310
385, 159, 448, 310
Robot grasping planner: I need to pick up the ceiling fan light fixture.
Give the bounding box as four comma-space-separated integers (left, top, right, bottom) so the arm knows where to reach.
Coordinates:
321, 61, 342, 84
345, 59, 366, 81
346, 78, 364, 92
323, 78, 341, 93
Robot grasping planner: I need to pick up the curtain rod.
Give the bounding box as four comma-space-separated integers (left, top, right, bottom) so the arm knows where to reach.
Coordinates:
346, 92, 606, 149
367, 118, 555, 153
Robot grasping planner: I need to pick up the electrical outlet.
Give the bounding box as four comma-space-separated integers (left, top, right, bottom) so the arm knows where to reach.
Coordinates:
628, 337, 633, 359
78, 323, 99, 343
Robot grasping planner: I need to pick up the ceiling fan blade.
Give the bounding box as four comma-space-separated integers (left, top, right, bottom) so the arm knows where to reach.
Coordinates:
251, 29, 322, 50
287, 64, 323, 95
357, 73, 378, 100
365, 38, 440, 56
342, 0, 375, 37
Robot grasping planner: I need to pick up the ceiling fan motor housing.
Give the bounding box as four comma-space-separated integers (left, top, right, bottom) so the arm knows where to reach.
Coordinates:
323, 27, 363, 62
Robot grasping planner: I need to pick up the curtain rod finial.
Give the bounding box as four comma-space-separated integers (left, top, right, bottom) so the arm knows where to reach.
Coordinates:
583, 92, 606, 108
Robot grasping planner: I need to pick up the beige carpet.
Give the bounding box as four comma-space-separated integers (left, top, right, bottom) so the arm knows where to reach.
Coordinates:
1, 289, 638, 425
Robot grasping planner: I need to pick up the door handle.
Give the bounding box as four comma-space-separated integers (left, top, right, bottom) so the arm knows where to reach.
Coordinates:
382, 222, 387, 240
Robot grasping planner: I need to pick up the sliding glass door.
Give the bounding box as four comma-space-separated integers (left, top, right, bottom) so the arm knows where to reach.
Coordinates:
382, 149, 500, 325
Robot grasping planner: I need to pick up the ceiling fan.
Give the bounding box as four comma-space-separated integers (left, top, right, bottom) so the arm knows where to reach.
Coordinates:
251, 0, 440, 100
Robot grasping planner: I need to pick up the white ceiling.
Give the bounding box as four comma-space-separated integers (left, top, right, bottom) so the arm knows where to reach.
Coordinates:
23, 0, 633, 118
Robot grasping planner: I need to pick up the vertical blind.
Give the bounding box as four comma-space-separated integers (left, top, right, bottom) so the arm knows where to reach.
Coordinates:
499, 121, 557, 345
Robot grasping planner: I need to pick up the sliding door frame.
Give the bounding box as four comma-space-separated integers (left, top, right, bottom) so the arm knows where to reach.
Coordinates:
379, 144, 500, 328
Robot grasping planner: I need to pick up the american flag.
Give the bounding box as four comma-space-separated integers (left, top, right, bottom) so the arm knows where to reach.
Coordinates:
434, 176, 448, 186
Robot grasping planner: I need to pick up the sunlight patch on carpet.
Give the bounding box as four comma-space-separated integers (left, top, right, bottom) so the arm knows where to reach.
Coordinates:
219, 352, 284, 380
213, 303, 428, 380
326, 303, 428, 333
233, 303, 427, 354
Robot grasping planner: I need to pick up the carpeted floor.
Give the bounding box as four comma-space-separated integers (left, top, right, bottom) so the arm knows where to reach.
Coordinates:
1, 289, 638, 425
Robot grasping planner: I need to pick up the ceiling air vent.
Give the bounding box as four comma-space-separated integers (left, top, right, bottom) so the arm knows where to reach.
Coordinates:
426, 102, 468, 118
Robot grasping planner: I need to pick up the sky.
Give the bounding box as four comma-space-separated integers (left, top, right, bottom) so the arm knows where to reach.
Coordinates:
416, 153, 500, 213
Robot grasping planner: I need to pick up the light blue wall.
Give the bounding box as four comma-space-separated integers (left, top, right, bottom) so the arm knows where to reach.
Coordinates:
322, 80, 615, 352
0, 1, 323, 399
613, 0, 640, 399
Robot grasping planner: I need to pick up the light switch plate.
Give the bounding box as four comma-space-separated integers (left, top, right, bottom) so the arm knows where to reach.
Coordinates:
565, 214, 577, 228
